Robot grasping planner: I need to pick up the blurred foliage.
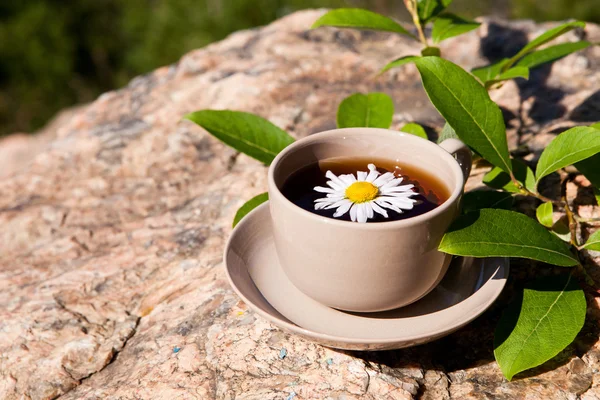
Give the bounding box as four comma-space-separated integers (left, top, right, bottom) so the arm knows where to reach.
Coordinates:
0, 0, 597, 136
512, 0, 600, 25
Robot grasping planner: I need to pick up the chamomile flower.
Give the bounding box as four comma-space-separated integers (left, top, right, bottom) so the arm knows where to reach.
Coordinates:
313, 164, 418, 223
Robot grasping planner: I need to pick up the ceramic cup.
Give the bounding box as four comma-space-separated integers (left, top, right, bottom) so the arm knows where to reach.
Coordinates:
268, 128, 471, 313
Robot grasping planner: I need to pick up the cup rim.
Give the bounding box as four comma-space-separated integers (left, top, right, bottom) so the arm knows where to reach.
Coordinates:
267, 127, 465, 229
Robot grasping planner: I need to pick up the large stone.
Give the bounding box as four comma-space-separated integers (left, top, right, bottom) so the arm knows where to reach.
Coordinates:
0, 10, 599, 399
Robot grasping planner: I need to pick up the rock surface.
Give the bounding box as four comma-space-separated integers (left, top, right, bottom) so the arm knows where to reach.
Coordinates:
1, 9, 600, 400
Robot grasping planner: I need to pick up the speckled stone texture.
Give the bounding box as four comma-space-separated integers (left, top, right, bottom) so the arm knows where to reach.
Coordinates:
1, 10, 599, 400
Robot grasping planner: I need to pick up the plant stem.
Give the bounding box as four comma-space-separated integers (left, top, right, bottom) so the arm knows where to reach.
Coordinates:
560, 174, 580, 248
509, 174, 561, 205
507, 171, 529, 195
524, 189, 562, 205
564, 198, 579, 247
405, 0, 428, 47
529, 190, 560, 205
500, 58, 518, 75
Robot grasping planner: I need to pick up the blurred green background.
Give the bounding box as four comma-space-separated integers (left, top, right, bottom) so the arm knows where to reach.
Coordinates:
1, 0, 598, 136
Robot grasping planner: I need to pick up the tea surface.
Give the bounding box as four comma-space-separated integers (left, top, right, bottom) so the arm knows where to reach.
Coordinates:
281, 157, 450, 223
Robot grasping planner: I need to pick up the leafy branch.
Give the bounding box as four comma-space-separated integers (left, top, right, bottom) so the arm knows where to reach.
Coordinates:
408, 56, 598, 380
404, 0, 429, 47
183, 3, 598, 382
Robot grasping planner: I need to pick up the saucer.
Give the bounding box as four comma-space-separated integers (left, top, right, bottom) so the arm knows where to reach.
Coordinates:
224, 203, 509, 351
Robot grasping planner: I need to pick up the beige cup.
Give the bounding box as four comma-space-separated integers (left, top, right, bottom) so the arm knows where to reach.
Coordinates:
268, 128, 471, 312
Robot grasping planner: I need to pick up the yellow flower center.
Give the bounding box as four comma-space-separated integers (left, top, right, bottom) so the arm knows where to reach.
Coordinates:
345, 181, 379, 203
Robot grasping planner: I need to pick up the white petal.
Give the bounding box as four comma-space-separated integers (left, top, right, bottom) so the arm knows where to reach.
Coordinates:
333, 200, 353, 217
383, 194, 417, 203
380, 185, 415, 193
383, 197, 415, 209
357, 171, 368, 181
381, 193, 417, 202
373, 172, 396, 186
375, 199, 402, 213
339, 174, 357, 185
314, 186, 337, 194
315, 197, 336, 203
349, 204, 358, 222
366, 164, 380, 182
326, 171, 348, 189
324, 199, 349, 210
315, 197, 338, 209
396, 201, 416, 210
315, 201, 332, 210
356, 203, 368, 223
398, 195, 419, 202
326, 180, 345, 191
379, 177, 404, 189
385, 197, 416, 206
365, 202, 374, 219
370, 201, 388, 218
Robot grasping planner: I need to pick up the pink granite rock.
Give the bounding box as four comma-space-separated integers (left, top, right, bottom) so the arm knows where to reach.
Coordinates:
0, 10, 599, 400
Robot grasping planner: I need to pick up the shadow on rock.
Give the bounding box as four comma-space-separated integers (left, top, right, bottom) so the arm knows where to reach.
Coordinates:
340, 257, 600, 384
480, 23, 567, 127
570, 90, 600, 122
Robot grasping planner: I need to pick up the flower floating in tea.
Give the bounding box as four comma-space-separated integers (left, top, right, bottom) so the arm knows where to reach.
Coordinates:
313, 163, 418, 223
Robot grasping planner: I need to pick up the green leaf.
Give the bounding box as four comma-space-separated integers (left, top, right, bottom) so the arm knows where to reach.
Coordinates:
432, 13, 480, 44
437, 122, 459, 144
485, 66, 530, 89
575, 137, 600, 184
232, 193, 268, 228
312, 8, 413, 37
576, 154, 600, 189
380, 55, 420, 74
508, 21, 586, 66
536, 202, 554, 228
536, 126, 600, 183
414, 57, 512, 173
337, 92, 394, 129
516, 41, 591, 69
471, 58, 509, 83
439, 209, 578, 266
483, 159, 536, 193
582, 230, 600, 251
421, 47, 441, 57
462, 191, 513, 214
551, 218, 572, 243
184, 110, 295, 165
497, 66, 530, 80
400, 123, 428, 139
494, 274, 586, 380
417, 0, 453, 22
576, 124, 600, 190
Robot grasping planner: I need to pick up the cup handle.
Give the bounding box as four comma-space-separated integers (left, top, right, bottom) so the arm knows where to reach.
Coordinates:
438, 138, 472, 183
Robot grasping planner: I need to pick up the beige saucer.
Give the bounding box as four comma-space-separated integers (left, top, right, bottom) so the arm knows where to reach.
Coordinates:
225, 203, 509, 351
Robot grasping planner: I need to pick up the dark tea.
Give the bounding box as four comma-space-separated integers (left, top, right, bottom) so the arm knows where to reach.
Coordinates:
281, 157, 450, 223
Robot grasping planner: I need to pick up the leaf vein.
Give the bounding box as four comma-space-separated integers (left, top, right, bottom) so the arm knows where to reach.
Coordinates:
538, 145, 600, 179
443, 241, 575, 260
209, 128, 280, 157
